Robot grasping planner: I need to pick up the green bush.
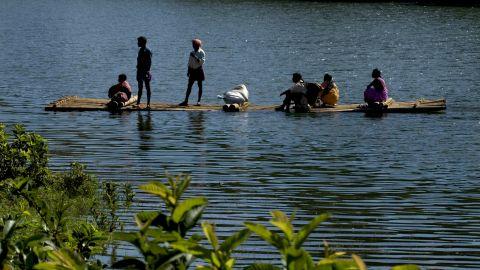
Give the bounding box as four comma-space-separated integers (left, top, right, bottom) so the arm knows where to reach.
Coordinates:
0, 124, 130, 269
0, 124, 49, 187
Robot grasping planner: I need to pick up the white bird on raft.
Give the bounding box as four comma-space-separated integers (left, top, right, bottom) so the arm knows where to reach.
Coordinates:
218, 84, 249, 112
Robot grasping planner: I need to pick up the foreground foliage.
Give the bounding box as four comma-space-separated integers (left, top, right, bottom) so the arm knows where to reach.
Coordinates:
0, 124, 132, 269
0, 124, 420, 270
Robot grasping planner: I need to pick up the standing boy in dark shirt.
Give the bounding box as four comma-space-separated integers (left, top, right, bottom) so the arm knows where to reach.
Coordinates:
136, 36, 152, 109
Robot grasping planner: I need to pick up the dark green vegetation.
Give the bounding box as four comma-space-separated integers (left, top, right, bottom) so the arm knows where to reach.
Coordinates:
0, 124, 420, 269
0, 124, 133, 269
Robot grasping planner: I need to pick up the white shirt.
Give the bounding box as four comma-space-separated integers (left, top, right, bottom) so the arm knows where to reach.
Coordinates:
289, 81, 306, 94
188, 48, 206, 69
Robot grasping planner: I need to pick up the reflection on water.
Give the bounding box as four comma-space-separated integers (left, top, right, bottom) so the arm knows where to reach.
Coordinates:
187, 111, 205, 144
0, 0, 480, 269
137, 111, 153, 151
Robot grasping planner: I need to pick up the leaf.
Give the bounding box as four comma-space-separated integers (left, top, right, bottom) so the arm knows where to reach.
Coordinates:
3, 220, 17, 240
139, 182, 176, 206
150, 213, 173, 231
285, 247, 314, 270
317, 258, 359, 270
245, 222, 286, 250
391, 265, 421, 270
172, 197, 207, 223
135, 211, 158, 232
170, 238, 209, 257
34, 248, 87, 270
146, 229, 179, 242
211, 252, 221, 267
220, 229, 251, 254
12, 177, 29, 191
113, 232, 139, 245
225, 258, 235, 269
18, 234, 48, 248
175, 174, 191, 200
156, 252, 194, 269
244, 264, 282, 270
202, 222, 219, 250
197, 266, 214, 270
111, 258, 147, 269
182, 204, 207, 231
270, 210, 294, 241
294, 213, 330, 249
136, 211, 159, 224
352, 254, 367, 270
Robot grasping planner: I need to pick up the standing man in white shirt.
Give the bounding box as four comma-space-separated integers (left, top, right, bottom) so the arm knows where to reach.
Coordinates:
179, 39, 205, 106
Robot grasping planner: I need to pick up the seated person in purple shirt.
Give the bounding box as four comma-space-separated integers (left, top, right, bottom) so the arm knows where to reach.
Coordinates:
364, 68, 389, 106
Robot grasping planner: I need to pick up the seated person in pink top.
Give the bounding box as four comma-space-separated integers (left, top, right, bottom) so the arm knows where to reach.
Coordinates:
364, 68, 388, 106
108, 74, 132, 109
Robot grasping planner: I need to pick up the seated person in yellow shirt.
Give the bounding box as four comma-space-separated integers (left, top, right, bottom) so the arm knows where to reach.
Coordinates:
319, 73, 339, 107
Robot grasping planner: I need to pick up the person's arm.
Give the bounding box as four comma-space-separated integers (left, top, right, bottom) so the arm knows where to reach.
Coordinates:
145, 50, 152, 71
108, 85, 116, 98
280, 84, 295, 96
320, 82, 331, 97
367, 78, 377, 89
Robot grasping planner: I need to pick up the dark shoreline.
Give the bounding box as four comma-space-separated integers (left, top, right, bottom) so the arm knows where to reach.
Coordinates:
300, 0, 480, 7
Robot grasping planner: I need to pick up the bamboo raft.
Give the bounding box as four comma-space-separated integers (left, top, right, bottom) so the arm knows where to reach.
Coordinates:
45, 96, 446, 113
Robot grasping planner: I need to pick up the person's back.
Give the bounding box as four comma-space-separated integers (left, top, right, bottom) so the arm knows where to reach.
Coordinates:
364, 69, 388, 105
305, 82, 321, 106
108, 74, 131, 110
291, 91, 310, 112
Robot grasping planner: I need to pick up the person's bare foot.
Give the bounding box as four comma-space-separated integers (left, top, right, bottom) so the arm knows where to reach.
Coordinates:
195, 102, 201, 106
178, 101, 188, 106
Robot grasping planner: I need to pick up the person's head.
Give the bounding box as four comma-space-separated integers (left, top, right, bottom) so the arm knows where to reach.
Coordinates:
292, 73, 303, 83
372, 68, 381, 78
118, 74, 127, 83
323, 73, 332, 82
192, 39, 202, 51
137, 36, 147, 48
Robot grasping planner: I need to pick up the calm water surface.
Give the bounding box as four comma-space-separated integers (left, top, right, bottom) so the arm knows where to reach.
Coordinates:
1, 0, 479, 269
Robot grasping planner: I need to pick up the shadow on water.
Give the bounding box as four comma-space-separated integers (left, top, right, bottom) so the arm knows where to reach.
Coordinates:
137, 111, 153, 151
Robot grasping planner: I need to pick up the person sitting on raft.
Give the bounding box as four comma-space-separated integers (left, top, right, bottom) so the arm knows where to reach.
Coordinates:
364, 68, 388, 106
318, 73, 340, 107
108, 74, 132, 109
275, 73, 309, 112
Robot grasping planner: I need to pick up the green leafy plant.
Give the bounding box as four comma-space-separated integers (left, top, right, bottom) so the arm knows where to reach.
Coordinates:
0, 124, 118, 268
1, 216, 20, 269
92, 181, 134, 233
171, 221, 251, 270
245, 211, 361, 270
69, 223, 107, 260
113, 174, 208, 269
0, 124, 49, 187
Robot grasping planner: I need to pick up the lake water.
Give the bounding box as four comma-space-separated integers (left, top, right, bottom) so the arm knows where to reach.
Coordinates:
1, 0, 479, 269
